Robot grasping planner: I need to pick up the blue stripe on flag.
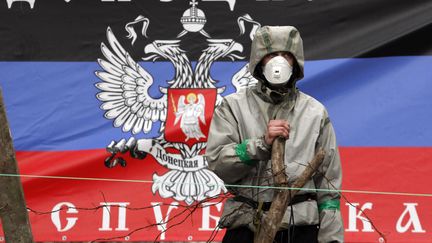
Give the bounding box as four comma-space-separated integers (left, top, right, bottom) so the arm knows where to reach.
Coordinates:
0, 56, 431, 150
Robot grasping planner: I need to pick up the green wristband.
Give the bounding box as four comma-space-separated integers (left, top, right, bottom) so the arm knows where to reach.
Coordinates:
318, 199, 340, 212
235, 140, 257, 166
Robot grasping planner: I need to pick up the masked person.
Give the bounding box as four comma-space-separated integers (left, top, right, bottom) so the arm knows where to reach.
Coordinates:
205, 26, 343, 243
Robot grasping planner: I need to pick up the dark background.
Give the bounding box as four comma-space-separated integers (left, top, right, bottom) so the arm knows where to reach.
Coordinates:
0, 0, 431, 61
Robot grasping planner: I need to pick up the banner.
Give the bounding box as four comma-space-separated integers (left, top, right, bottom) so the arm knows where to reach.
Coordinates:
1, 0, 432, 242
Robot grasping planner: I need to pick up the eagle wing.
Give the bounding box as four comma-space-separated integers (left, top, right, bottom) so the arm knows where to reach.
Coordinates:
95, 27, 167, 134
197, 94, 206, 125
174, 95, 186, 126
231, 63, 258, 93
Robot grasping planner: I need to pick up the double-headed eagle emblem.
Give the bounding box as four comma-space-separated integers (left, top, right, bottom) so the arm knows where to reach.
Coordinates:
95, 1, 260, 204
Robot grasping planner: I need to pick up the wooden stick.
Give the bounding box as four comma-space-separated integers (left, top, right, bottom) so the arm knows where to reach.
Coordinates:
0, 88, 34, 242
254, 136, 325, 243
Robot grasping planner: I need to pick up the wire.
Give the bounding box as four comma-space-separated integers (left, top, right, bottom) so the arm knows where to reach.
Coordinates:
1, 173, 432, 198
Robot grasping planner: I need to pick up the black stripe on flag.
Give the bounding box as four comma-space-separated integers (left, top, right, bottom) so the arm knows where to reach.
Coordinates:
0, 0, 431, 61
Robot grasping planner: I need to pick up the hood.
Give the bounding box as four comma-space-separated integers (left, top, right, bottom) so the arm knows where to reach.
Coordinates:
249, 26, 305, 84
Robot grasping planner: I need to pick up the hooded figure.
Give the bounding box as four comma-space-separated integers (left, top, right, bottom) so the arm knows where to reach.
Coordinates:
205, 26, 343, 243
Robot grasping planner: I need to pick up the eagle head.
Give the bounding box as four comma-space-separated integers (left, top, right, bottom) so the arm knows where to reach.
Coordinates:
203, 39, 244, 61
142, 40, 184, 61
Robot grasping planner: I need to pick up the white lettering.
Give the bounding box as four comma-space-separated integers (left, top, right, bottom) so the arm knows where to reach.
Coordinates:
199, 202, 223, 231
396, 203, 425, 233
51, 202, 78, 232
151, 202, 179, 240
345, 202, 374, 232
99, 202, 130, 231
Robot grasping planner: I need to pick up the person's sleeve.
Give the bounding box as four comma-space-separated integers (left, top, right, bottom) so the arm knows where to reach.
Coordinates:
314, 110, 344, 243
205, 99, 271, 184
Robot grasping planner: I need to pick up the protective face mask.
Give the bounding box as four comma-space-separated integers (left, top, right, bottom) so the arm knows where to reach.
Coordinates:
262, 56, 293, 86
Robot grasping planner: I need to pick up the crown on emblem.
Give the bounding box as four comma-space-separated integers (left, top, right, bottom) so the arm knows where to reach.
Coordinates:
179, 0, 208, 36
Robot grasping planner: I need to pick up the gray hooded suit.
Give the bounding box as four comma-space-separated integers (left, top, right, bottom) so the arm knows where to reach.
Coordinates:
205, 26, 344, 242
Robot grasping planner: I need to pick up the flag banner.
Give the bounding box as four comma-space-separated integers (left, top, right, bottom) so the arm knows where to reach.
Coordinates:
1, 0, 432, 242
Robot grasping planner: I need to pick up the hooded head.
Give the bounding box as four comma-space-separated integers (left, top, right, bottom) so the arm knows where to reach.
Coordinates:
249, 26, 304, 92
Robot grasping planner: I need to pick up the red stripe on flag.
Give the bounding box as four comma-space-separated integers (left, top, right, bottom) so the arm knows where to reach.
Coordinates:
0, 147, 430, 242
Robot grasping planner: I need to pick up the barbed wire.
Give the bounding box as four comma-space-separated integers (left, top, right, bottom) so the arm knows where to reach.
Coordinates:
0, 164, 425, 242
18, 170, 390, 243
5, 151, 428, 243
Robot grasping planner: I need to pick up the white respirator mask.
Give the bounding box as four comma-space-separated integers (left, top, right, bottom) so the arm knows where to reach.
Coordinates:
262, 56, 293, 86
